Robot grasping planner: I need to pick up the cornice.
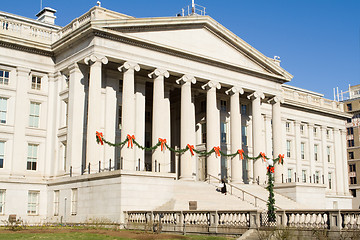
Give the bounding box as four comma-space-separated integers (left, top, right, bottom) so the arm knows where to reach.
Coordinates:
0, 40, 53, 57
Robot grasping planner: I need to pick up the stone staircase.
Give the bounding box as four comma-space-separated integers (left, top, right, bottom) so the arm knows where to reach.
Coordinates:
231, 183, 306, 210
154, 180, 306, 211
155, 180, 259, 211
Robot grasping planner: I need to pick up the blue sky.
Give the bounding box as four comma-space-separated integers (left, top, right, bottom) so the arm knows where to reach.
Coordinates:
2, 0, 359, 100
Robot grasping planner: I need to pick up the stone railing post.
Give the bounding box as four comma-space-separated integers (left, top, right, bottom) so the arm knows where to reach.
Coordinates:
250, 210, 260, 229
276, 210, 287, 227
209, 211, 218, 233
329, 210, 341, 231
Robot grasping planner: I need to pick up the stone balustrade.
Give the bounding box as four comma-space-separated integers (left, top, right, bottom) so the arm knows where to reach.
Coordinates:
125, 209, 360, 234
282, 85, 344, 112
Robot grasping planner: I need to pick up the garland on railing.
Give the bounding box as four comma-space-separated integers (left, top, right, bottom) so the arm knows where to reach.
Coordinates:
95, 131, 285, 164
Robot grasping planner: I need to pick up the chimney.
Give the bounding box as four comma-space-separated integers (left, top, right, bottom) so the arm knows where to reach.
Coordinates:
36, 7, 57, 25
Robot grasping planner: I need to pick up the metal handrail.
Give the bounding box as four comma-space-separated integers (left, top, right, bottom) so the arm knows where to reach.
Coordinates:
206, 174, 280, 209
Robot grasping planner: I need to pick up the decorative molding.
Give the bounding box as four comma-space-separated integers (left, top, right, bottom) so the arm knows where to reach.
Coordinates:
0, 40, 53, 57
176, 75, 196, 85
84, 54, 108, 65
148, 68, 169, 79
118, 61, 140, 72
201, 81, 221, 90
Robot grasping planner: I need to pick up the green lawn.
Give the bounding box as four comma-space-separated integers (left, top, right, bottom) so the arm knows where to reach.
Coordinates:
0, 231, 235, 240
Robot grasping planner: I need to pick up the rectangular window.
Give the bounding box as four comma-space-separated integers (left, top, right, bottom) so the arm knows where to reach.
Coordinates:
315, 171, 320, 184
118, 105, 122, 130
53, 190, 59, 216
348, 140, 355, 147
286, 140, 291, 158
286, 122, 290, 132
301, 143, 305, 160
31, 76, 41, 90
347, 127, 354, 135
347, 103, 352, 111
220, 100, 227, 112
351, 189, 357, 197
0, 190, 5, 214
314, 145, 318, 161
29, 102, 40, 128
349, 152, 354, 160
350, 177, 357, 185
241, 104, 247, 115
27, 191, 39, 215
220, 122, 227, 143
0, 97, 7, 124
242, 125, 247, 146
350, 164, 356, 172
313, 127, 317, 137
300, 124, 305, 135
302, 170, 307, 183
0, 141, 4, 168
27, 144, 38, 171
71, 188, 78, 215
328, 173, 332, 189
201, 123, 206, 144
326, 130, 330, 139
287, 168, 292, 183
0, 70, 9, 85
327, 146, 331, 162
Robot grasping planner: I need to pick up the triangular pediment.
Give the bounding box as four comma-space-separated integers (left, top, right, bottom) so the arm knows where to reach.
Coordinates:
96, 16, 292, 81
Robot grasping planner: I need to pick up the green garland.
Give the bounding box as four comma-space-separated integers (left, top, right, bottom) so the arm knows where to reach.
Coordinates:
266, 165, 276, 222
95, 132, 285, 164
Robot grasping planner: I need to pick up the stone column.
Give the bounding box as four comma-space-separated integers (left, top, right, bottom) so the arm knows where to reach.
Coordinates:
202, 81, 221, 179
176, 75, 196, 180
84, 55, 108, 172
294, 121, 302, 183
148, 69, 170, 172
321, 125, 329, 187
118, 62, 140, 171
247, 91, 265, 184
270, 97, 283, 183
67, 63, 85, 175
12, 67, 30, 175
334, 128, 344, 195
340, 129, 350, 195
226, 87, 244, 183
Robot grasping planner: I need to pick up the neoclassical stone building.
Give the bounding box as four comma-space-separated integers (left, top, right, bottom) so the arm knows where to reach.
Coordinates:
0, 5, 352, 224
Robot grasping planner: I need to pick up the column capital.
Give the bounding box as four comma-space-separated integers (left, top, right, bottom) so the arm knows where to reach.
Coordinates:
68, 62, 80, 73
247, 91, 265, 100
294, 120, 301, 126
148, 68, 169, 78
201, 81, 221, 90
225, 86, 244, 95
176, 74, 196, 85
267, 95, 284, 104
308, 123, 315, 128
84, 54, 108, 65
16, 67, 31, 75
118, 61, 140, 72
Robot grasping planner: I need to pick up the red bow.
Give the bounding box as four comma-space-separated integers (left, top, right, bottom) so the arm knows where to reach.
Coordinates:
260, 152, 266, 162
159, 138, 167, 151
238, 149, 244, 160
187, 144, 195, 156
278, 154, 284, 164
267, 166, 275, 173
213, 146, 221, 157
96, 131, 104, 145
127, 134, 135, 148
